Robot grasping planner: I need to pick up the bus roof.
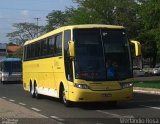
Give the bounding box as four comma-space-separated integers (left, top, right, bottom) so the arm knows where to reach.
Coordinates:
0, 58, 21, 62
24, 24, 125, 46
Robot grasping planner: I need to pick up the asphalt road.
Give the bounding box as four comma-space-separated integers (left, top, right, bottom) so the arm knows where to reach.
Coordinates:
0, 82, 160, 124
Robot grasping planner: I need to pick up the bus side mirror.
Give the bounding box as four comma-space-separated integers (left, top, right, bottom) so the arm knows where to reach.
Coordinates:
68, 40, 75, 58
130, 40, 141, 57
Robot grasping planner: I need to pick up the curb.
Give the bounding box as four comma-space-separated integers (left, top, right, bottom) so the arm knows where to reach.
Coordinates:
133, 87, 160, 95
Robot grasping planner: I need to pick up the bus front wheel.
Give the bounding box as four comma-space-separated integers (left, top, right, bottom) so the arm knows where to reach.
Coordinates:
60, 85, 71, 107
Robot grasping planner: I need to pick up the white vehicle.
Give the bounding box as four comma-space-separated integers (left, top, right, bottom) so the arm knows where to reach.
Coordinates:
0, 58, 22, 84
133, 68, 145, 77
151, 65, 160, 75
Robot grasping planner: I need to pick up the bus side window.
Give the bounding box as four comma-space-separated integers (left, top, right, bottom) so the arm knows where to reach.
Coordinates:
48, 36, 55, 56
23, 46, 26, 61
31, 43, 36, 59
41, 39, 48, 57
54, 33, 62, 56
26, 45, 31, 60
35, 41, 41, 58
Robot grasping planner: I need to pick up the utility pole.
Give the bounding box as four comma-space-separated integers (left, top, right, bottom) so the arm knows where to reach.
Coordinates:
34, 17, 40, 37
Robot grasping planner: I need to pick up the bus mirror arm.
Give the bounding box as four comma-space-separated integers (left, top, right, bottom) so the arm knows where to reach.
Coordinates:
130, 40, 142, 57
68, 40, 75, 58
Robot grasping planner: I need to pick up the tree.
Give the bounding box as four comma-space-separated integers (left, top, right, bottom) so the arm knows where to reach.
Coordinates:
137, 31, 158, 67
138, 0, 160, 66
7, 22, 45, 45
45, 10, 68, 32
70, 0, 140, 38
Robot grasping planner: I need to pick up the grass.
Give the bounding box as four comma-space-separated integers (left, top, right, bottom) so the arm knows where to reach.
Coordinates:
134, 80, 160, 89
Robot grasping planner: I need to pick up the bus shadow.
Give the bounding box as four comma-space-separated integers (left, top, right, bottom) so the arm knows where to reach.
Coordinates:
76, 94, 160, 110
27, 92, 160, 110
76, 100, 160, 110
37, 95, 61, 103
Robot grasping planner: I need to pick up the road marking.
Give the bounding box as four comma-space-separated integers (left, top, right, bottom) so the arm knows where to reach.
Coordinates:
2, 96, 7, 99
50, 116, 64, 122
31, 107, 41, 112
19, 102, 26, 106
97, 110, 134, 118
140, 105, 160, 110
9, 99, 15, 102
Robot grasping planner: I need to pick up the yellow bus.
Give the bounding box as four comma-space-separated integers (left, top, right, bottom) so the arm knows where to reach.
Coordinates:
23, 24, 141, 106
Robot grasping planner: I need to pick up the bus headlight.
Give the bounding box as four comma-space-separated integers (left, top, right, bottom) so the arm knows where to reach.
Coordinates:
120, 82, 133, 88
74, 83, 89, 89
2, 72, 9, 77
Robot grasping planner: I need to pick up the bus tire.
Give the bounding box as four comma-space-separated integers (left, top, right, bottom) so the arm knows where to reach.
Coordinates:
60, 85, 71, 107
30, 82, 35, 98
34, 83, 40, 99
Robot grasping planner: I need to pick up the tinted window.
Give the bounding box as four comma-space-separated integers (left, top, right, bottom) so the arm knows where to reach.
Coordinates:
35, 42, 41, 58
48, 36, 55, 56
23, 46, 27, 61
73, 28, 132, 81
3, 61, 22, 72
24, 32, 62, 61
31, 43, 36, 58
64, 30, 71, 52
64, 30, 73, 81
41, 39, 48, 56
12, 61, 22, 72
26, 45, 31, 59
55, 33, 62, 56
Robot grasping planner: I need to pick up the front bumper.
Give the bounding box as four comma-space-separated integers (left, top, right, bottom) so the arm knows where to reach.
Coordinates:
68, 86, 133, 102
2, 76, 22, 82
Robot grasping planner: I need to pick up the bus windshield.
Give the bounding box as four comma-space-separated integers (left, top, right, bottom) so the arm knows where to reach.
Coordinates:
73, 28, 132, 81
3, 61, 22, 73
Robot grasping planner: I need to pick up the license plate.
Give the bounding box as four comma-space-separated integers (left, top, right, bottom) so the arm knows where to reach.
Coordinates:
102, 93, 112, 97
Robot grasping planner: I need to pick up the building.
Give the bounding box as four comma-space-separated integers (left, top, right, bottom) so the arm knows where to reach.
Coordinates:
7, 44, 22, 56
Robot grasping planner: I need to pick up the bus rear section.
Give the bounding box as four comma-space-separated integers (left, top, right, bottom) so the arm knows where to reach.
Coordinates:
0, 58, 22, 84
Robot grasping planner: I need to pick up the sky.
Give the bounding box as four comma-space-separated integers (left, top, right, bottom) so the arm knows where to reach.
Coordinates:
0, 0, 76, 43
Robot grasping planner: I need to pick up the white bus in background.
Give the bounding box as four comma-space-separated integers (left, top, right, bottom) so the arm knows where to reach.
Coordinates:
0, 43, 7, 60
0, 58, 22, 84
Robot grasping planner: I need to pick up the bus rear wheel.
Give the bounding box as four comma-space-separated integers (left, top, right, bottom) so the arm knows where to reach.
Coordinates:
30, 82, 35, 98
34, 84, 41, 99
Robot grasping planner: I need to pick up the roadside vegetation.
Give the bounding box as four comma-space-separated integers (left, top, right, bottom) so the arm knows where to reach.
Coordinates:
134, 80, 160, 89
